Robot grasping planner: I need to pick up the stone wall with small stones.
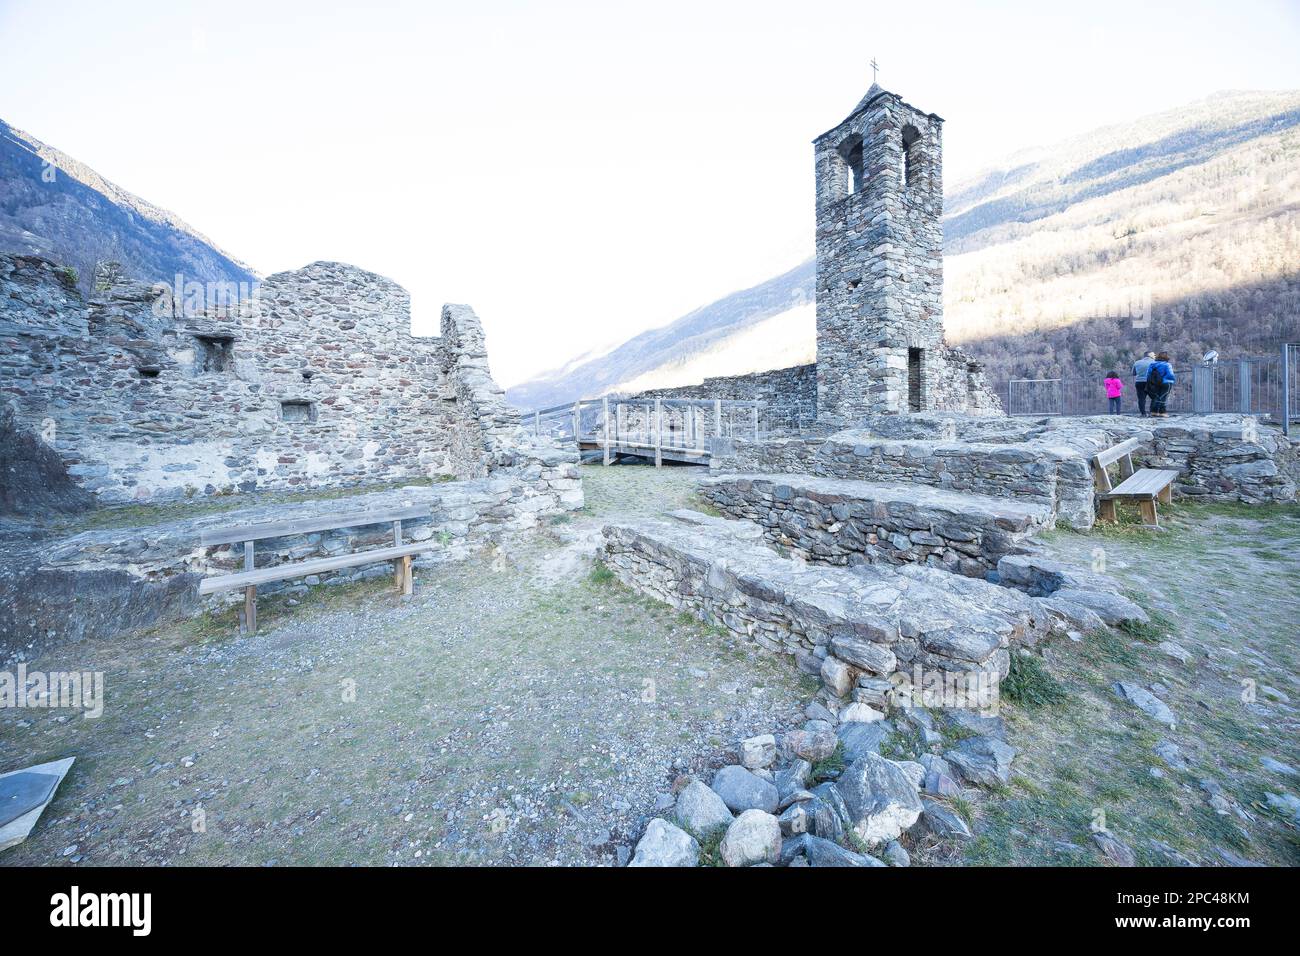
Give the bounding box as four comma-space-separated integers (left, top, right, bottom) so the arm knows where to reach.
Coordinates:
710, 432, 1097, 529
812, 87, 1000, 423
1, 254, 555, 505
698, 474, 1051, 577
0, 452, 581, 665
636, 364, 818, 435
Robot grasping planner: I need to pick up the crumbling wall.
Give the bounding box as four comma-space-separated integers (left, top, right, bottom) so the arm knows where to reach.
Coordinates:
0, 447, 580, 665
0, 254, 554, 504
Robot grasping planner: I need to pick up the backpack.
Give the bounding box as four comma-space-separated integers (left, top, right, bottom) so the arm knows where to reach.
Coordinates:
1146, 363, 1162, 388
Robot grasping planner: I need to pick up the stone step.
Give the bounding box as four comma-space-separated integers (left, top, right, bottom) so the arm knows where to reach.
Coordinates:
600, 511, 1055, 696
698, 473, 1052, 577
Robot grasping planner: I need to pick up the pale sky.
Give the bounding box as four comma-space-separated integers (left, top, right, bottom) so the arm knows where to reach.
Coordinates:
3, 0, 1299, 386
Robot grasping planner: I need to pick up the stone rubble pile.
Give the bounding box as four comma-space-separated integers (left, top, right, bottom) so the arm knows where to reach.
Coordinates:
628, 702, 1009, 867
607, 502, 1155, 866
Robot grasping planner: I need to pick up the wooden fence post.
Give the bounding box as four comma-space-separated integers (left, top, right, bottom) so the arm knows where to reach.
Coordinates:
243, 540, 256, 635
602, 396, 611, 466
654, 399, 663, 468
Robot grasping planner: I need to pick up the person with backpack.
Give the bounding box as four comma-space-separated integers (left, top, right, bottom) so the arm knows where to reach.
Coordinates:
1104, 371, 1124, 415
1146, 352, 1176, 417
1132, 350, 1156, 417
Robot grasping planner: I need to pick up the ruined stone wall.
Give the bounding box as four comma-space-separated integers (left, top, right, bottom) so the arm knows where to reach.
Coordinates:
813, 87, 999, 423
709, 413, 1296, 533
698, 474, 1050, 578
1, 254, 545, 504
636, 364, 817, 434
0, 451, 581, 665
710, 432, 1095, 529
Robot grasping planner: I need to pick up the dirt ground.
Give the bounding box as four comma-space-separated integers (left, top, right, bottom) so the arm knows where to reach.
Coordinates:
2, 465, 1297, 867
0, 463, 809, 867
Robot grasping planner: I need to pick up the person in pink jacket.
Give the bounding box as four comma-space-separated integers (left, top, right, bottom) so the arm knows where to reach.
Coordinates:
1104, 371, 1124, 415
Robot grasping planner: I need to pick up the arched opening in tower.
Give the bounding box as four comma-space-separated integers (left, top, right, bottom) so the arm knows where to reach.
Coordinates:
901, 125, 922, 190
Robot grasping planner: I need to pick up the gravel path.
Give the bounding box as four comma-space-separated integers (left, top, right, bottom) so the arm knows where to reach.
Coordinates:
0, 464, 810, 866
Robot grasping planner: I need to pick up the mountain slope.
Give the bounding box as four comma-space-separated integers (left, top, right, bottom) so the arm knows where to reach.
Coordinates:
507, 89, 1300, 408
0, 119, 255, 291
506, 260, 815, 411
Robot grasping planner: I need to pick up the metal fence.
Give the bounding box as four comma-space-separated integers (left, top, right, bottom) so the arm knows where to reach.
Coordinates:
1003, 348, 1300, 424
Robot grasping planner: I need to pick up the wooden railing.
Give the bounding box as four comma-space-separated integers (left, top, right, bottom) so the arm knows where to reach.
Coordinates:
524, 397, 762, 466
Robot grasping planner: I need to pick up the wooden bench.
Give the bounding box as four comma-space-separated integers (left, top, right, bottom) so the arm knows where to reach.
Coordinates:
1091, 437, 1179, 527
198, 503, 436, 633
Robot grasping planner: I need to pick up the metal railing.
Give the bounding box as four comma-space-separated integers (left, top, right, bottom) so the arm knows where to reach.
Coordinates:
1002, 350, 1299, 422
523, 396, 763, 466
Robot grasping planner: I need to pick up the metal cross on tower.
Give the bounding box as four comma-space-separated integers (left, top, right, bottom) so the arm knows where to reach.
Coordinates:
870, 57, 879, 84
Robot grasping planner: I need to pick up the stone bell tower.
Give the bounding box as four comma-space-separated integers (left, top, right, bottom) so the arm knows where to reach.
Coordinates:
813, 81, 947, 425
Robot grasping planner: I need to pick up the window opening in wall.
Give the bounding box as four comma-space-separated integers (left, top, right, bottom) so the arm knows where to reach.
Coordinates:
137, 365, 161, 379
908, 348, 923, 411
280, 400, 316, 423
195, 334, 235, 374
838, 136, 865, 195
901, 125, 921, 190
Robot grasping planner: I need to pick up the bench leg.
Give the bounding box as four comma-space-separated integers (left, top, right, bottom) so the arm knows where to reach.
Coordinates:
1139, 499, 1159, 527
243, 585, 258, 635
1098, 499, 1117, 523
1159, 484, 1173, 505
393, 558, 405, 591
401, 555, 414, 596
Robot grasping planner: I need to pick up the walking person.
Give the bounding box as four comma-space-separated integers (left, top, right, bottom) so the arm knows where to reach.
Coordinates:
1133, 350, 1155, 417
1104, 370, 1123, 415
1146, 352, 1176, 417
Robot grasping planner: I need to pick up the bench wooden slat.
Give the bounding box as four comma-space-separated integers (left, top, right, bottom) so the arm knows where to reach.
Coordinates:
200, 504, 432, 546
1102, 468, 1179, 499
1092, 436, 1146, 469
199, 542, 435, 594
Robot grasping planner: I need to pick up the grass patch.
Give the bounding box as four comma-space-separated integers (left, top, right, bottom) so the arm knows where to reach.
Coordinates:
588, 561, 616, 586
1117, 611, 1174, 644
949, 794, 976, 824
808, 740, 846, 784
1002, 653, 1069, 709
1081, 628, 1142, 668
694, 824, 728, 867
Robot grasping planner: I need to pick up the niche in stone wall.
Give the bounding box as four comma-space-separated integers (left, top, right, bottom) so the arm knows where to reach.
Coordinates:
194, 334, 235, 374
908, 347, 924, 411
280, 400, 317, 423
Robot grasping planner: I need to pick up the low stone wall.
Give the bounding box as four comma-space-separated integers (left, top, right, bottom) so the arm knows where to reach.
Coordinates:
709, 413, 1298, 531
710, 431, 1096, 529
600, 511, 1054, 692
861, 413, 1298, 504
698, 474, 1051, 577
0, 446, 581, 665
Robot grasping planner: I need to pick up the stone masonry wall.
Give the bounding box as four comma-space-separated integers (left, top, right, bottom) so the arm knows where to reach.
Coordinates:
710, 432, 1096, 529
813, 86, 1000, 423
0, 448, 580, 665
636, 363, 818, 435
1, 254, 543, 505
698, 474, 1051, 577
